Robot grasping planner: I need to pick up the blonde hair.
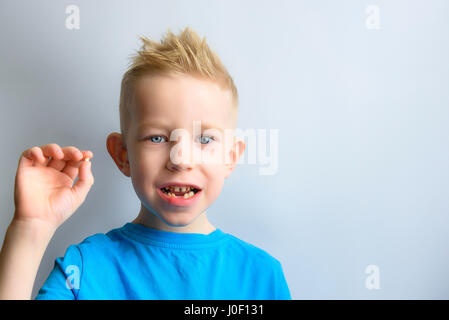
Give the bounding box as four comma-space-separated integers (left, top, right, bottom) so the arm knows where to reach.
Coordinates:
119, 26, 239, 147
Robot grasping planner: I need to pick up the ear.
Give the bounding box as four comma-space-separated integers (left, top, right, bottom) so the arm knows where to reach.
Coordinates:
224, 137, 246, 179
106, 132, 131, 177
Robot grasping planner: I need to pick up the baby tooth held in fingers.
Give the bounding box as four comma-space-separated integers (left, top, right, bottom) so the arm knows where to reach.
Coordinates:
84, 158, 91, 162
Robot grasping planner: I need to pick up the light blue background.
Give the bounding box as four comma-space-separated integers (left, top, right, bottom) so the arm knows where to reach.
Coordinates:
0, 0, 448, 299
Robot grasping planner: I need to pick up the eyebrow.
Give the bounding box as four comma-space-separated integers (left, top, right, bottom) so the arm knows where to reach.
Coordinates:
137, 121, 171, 131
137, 121, 224, 132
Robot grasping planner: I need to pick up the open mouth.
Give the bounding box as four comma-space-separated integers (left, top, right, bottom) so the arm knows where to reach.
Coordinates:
160, 186, 201, 199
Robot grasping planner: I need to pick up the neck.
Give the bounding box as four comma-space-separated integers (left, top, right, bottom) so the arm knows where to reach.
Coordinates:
132, 205, 216, 235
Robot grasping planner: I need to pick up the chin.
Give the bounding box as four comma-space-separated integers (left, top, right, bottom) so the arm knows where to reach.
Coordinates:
158, 211, 197, 228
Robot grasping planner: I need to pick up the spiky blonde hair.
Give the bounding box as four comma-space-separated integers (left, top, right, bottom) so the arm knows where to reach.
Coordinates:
119, 26, 239, 147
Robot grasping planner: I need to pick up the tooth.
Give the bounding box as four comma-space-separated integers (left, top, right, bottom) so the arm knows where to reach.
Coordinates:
174, 187, 180, 192
183, 190, 196, 199
181, 187, 187, 193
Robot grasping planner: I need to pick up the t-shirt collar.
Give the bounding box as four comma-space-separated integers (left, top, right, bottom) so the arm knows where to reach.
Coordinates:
121, 222, 227, 248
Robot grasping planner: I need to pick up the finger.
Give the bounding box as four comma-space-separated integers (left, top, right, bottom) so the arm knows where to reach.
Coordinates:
60, 146, 83, 162
61, 150, 94, 180
82, 150, 94, 161
32, 144, 64, 167
49, 150, 93, 172
71, 158, 95, 205
43, 145, 66, 170
39, 143, 64, 162
18, 147, 42, 169
40, 144, 79, 168
47, 157, 67, 171
62, 164, 78, 181
23, 146, 49, 167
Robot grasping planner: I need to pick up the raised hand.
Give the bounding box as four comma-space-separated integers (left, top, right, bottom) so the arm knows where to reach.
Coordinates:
13, 143, 95, 230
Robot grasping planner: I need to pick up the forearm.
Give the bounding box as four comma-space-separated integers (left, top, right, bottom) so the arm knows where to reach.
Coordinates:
0, 218, 56, 300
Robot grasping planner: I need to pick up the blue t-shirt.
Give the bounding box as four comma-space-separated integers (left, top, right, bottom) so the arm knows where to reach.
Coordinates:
35, 222, 291, 300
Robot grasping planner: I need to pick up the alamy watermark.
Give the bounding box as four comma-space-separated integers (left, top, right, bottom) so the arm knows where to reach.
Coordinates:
65, 265, 80, 290
365, 264, 380, 290
365, 5, 381, 30
161, 120, 279, 176
65, 5, 80, 30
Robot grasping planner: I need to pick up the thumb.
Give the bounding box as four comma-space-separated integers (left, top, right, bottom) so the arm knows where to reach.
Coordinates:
71, 159, 95, 204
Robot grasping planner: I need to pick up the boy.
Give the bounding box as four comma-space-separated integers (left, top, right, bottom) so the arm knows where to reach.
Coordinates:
0, 26, 291, 300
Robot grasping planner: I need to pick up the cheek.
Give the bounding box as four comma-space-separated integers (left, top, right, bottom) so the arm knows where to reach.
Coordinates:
203, 167, 226, 197
199, 143, 227, 164
205, 183, 223, 202
130, 164, 159, 204
133, 148, 167, 169
131, 158, 151, 178
129, 153, 163, 187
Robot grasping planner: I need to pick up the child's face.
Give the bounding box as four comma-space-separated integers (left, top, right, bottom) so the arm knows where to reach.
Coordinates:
108, 73, 245, 228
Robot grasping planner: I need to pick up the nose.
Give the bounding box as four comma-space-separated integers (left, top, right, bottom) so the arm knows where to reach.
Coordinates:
166, 134, 194, 172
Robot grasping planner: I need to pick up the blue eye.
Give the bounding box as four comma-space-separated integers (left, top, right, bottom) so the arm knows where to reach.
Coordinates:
147, 135, 216, 145
198, 135, 216, 145
148, 135, 167, 144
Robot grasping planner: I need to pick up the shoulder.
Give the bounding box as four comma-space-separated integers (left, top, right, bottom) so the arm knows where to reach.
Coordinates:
70, 225, 128, 256
223, 232, 282, 267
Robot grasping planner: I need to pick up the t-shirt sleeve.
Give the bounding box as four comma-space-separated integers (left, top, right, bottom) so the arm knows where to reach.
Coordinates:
34, 244, 83, 300
273, 260, 292, 300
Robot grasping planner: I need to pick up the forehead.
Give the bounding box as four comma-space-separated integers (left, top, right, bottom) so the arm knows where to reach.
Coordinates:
132, 73, 233, 131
